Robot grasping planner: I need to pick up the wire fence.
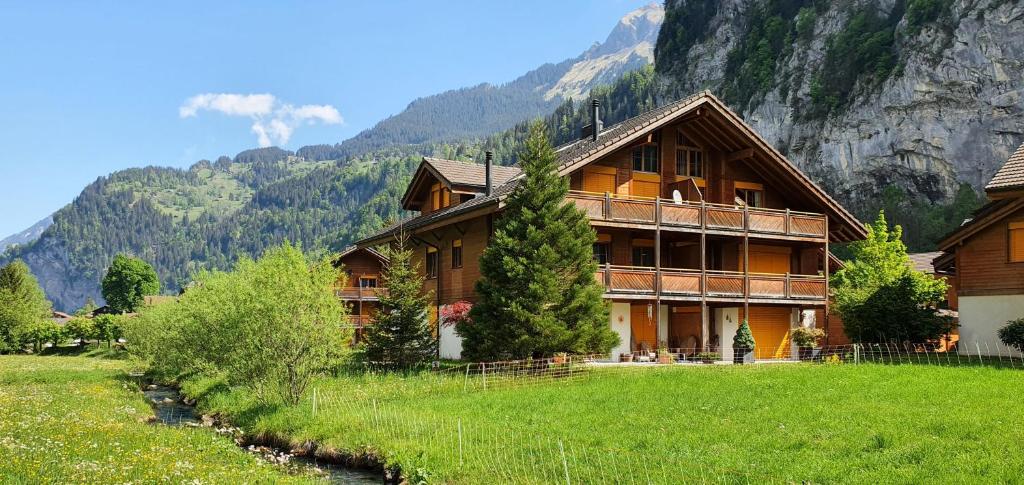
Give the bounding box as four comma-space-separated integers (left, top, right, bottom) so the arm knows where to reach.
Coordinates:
300, 342, 1023, 483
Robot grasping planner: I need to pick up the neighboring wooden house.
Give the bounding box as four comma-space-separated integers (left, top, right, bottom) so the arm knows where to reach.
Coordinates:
934, 142, 1024, 356
333, 246, 389, 342
357, 92, 866, 361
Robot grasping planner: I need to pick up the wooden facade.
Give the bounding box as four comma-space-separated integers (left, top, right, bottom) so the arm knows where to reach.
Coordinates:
357, 92, 866, 359
333, 247, 388, 342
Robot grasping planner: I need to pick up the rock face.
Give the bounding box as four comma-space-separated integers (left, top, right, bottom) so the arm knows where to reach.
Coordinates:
19, 236, 101, 312
656, 0, 1024, 201
0, 216, 53, 253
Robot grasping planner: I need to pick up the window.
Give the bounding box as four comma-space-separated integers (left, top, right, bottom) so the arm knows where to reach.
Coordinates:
430, 183, 451, 211
632, 247, 654, 267
451, 239, 463, 268
632, 145, 659, 173
593, 242, 611, 265
1011, 222, 1024, 262
676, 132, 704, 178
735, 188, 763, 208
358, 276, 378, 288
426, 247, 438, 279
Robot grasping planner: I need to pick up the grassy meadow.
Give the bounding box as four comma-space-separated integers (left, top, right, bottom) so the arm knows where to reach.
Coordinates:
192, 362, 1024, 484
0, 355, 310, 484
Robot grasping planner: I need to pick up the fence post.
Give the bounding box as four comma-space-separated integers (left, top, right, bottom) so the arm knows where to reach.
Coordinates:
312, 387, 317, 417
482, 362, 487, 390
458, 418, 464, 468
463, 363, 471, 392
854, 344, 859, 365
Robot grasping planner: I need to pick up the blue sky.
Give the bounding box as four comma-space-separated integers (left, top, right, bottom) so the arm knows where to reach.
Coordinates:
0, 0, 649, 237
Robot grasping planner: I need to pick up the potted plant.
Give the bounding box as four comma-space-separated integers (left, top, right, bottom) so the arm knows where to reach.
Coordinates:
553, 352, 568, 364
791, 327, 825, 361
733, 320, 756, 364
657, 344, 674, 364
696, 352, 720, 364
620, 352, 634, 363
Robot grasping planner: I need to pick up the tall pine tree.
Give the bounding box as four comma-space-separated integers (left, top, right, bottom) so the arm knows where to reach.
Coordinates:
460, 121, 617, 360
363, 235, 436, 368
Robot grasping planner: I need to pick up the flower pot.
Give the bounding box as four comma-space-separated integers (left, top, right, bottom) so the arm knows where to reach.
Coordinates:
620, 353, 634, 363
733, 347, 754, 364
657, 352, 674, 364
798, 346, 814, 361
553, 354, 567, 364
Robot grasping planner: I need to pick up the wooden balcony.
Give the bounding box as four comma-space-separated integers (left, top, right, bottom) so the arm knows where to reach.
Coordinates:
593, 265, 827, 303
335, 287, 387, 301
346, 315, 373, 328
566, 191, 827, 240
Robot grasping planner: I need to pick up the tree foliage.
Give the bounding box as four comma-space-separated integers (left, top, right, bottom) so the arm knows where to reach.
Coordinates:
460, 122, 617, 360
102, 254, 160, 314
363, 237, 436, 369
0, 260, 52, 353
123, 242, 350, 405
998, 319, 1024, 352
831, 211, 951, 342
734, 321, 756, 350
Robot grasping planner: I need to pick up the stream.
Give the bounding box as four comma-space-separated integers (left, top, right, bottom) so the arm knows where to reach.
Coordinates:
143, 385, 382, 484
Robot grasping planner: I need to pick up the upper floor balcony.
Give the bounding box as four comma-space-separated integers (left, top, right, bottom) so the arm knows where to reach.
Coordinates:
335, 286, 387, 301
566, 191, 828, 241
594, 265, 827, 304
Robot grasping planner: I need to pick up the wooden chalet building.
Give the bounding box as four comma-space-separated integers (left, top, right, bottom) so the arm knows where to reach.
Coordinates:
357, 92, 866, 361
934, 142, 1024, 356
333, 246, 388, 342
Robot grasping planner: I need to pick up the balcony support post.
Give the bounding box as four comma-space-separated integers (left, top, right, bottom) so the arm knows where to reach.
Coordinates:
700, 199, 708, 351
824, 216, 830, 311
743, 205, 749, 318
655, 198, 663, 347
604, 192, 612, 220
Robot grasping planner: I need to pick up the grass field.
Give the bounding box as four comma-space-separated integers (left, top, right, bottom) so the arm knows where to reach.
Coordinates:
193, 362, 1024, 484
0, 355, 310, 484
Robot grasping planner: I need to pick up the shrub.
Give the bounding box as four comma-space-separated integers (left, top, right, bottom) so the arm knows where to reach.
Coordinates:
791, 327, 825, 348
65, 317, 98, 347
123, 242, 350, 405
733, 320, 756, 350
998, 318, 1024, 352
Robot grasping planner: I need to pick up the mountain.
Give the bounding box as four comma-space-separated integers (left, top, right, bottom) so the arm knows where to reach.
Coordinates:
654, 0, 1024, 206
296, 3, 664, 161
0, 216, 53, 253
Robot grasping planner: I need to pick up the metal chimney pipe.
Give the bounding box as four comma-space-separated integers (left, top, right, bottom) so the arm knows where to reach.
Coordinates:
485, 151, 493, 196
591, 99, 601, 142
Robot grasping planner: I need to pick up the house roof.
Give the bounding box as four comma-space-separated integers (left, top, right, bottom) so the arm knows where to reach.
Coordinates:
985, 142, 1024, 194
358, 91, 867, 247
937, 197, 1024, 251
907, 252, 944, 274
423, 157, 521, 188
333, 246, 389, 267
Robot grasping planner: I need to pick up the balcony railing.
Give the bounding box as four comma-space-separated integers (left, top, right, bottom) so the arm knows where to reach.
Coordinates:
335, 287, 387, 300
346, 315, 373, 328
566, 191, 827, 239
594, 265, 827, 301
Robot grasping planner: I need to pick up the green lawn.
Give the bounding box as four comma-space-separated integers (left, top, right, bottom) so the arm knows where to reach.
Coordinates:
194, 363, 1024, 484
0, 355, 310, 484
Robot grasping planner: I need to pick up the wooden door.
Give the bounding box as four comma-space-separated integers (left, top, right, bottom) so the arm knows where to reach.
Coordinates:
748, 245, 791, 274
745, 306, 792, 359
582, 166, 617, 194
630, 303, 657, 352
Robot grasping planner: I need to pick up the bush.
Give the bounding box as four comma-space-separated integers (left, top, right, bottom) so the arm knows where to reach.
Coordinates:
998, 318, 1024, 352
65, 317, 98, 347
791, 327, 825, 348
733, 320, 756, 350
123, 242, 351, 405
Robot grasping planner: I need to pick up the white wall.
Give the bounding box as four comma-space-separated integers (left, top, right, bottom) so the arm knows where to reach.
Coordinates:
439, 321, 463, 360
958, 295, 1024, 357
609, 302, 632, 360
715, 307, 739, 360
659, 304, 669, 346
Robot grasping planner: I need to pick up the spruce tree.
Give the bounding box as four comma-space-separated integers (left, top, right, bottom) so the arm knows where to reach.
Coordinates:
460, 121, 617, 361
363, 236, 436, 369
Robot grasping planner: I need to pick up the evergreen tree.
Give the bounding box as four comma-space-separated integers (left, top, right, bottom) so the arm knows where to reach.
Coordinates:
733, 320, 756, 363
101, 254, 160, 313
363, 236, 436, 369
832, 211, 950, 342
0, 260, 52, 353
460, 121, 617, 360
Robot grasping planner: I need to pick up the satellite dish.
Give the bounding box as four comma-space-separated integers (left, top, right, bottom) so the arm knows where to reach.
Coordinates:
672, 190, 683, 204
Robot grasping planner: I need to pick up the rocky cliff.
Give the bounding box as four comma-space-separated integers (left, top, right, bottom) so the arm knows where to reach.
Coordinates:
655, 0, 1024, 206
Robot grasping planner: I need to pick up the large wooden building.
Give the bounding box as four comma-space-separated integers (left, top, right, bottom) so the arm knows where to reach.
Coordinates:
357, 92, 866, 361
934, 142, 1024, 356
333, 246, 388, 342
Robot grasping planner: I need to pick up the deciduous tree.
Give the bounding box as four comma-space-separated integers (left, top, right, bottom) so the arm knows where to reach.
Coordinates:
0, 260, 52, 353
102, 254, 160, 314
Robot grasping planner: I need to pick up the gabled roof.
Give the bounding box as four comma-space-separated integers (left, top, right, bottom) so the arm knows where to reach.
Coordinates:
359, 91, 868, 247
333, 246, 389, 268
985, 142, 1024, 195
937, 197, 1024, 251
400, 157, 521, 209
907, 252, 944, 274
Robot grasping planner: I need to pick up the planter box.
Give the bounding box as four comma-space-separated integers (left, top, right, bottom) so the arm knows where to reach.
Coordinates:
657, 353, 674, 364
620, 353, 634, 363
733, 348, 754, 364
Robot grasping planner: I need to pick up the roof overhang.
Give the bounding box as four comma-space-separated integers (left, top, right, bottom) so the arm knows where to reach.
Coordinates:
938, 197, 1024, 251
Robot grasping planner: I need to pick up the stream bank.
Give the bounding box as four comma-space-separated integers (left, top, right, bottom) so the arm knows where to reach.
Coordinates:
142, 384, 391, 484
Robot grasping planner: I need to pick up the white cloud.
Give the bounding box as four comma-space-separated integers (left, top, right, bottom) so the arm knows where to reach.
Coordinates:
179, 93, 343, 147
